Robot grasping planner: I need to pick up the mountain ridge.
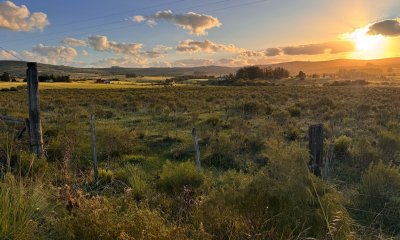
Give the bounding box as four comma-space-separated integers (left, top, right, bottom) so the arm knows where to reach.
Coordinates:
1, 57, 400, 77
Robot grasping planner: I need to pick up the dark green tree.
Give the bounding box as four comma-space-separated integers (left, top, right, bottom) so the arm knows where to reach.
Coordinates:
297, 71, 306, 80
236, 66, 264, 80
273, 67, 289, 79
0, 72, 11, 82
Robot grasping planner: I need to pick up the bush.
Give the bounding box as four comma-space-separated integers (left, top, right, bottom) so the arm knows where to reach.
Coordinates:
287, 106, 301, 117
97, 125, 136, 158
334, 135, 352, 154
157, 161, 203, 195
284, 124, 301, 141
49, 196, 187, 240
196, 142, 354, 239
356, 161, 400, 234
378, 131, 400, 160
98, 169, 114, 184
0, 175, 49, 240
14, 152, 51, 179
114, 165, 150, 201
271, 110, 290, 124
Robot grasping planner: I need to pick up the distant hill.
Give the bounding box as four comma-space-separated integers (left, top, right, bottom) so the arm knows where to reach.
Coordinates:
267, 58, 400, 75
1, 57, 400, 78
0, 61, 238, 78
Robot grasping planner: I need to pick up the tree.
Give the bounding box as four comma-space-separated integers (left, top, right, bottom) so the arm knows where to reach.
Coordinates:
297, 71, 306, 80
126, 73, 137, 78
264, 67, 274, 79
0, 72, 11, 82
235, 66, 264, 80
272, 67, 289, 79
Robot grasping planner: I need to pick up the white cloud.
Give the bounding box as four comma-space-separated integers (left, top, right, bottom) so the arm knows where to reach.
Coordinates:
81, 49, 89, 56
0, 1, 49, 31
132, 15, 145, 23
152, 44, 173, 53
149, 61, 172, 67
172, 58, 214, 67
87, 35, 142, 55
92, 56, 147, 68
176, 39, 243, 53
62, 37, 87, 47
31, 44, 78, 63
134, 10, 221, 35
0, 49, 18, 60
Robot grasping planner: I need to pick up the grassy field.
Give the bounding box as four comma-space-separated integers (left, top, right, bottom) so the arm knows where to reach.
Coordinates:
0, 80, 167, 90
1, 84, 400, 239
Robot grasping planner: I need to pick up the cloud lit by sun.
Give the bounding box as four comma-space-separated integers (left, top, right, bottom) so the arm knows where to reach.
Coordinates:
342, 27, 389, 59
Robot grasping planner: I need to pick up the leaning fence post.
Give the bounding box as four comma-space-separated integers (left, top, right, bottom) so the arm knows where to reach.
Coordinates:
192, 128, 202, 171
309, 124, 324, 176
90, 114, 99, 181
27, 62, 43, 157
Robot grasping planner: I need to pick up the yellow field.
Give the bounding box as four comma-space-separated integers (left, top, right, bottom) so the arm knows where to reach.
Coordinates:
0, 81, 166, 90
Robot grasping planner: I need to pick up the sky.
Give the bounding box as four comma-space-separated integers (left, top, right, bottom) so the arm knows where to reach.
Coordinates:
0, 0, 400, 67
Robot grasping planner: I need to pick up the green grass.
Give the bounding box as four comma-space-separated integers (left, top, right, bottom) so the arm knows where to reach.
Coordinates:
1, 84, 400, 239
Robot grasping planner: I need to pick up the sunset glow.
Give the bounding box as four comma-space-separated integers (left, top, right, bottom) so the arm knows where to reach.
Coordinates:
0, 1, 399, 66
343, 27, 388, 59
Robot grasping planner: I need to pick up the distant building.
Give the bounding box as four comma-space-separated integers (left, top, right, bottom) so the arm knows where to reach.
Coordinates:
95, 79, 112, 84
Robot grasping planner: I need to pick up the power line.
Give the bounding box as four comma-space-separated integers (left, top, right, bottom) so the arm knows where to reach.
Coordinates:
0, 46, 24, 61
0, 0, 233, 45
0, 0, 270, 46
53, 0, 187, 29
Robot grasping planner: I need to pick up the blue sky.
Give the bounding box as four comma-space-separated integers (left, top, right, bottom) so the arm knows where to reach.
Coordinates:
0, 0, 400, 67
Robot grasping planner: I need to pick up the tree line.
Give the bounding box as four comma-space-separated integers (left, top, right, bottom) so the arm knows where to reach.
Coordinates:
37, 74, 71, 82
233, 66, 307, 80
235, 66, 289, 80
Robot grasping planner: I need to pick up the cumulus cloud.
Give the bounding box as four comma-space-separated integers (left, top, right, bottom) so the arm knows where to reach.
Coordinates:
93, 56, 147, 68
0, 1, 49, 31
152, 44, 172, 53
265, 48, 282, 57
172, 58, 214, 67
134, 10, 221, 35
149, 61, 172, 68
0, 49, 18, 60
367, 18, 400, 37
87, 35, 142, 55
240, 50, 265, 58
62, 37, 87, 47
31, 44, 78, 63
176, 39, 243, 53
133, 15, 145, 23
282, 41, 354, 55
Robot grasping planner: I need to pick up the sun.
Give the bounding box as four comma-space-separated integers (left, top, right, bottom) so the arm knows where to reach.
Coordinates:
343, 27, 388, 59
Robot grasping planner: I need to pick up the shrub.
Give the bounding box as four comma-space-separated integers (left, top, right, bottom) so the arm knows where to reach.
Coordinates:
0, 175, 49, 240
378, 130, 400, 160
334, 135, 352, 154
157, 161, 203, 195
49, 196, 187, 240
196, 142, 354, 239
356, 161, 400, 234
284, 124, 301, 141
97, 125, 136, 158
114, 165, 150, 201
271, 109, 290, 124
14, 152, 51, 179
287, 106, 301, 117
98, 169, 114, 184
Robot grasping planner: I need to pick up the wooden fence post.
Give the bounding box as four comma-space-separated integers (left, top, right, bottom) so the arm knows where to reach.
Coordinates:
90, 114, 99, 180
27, 62, 43, 157
192, 128, 202, 171
309, 124, 324, 176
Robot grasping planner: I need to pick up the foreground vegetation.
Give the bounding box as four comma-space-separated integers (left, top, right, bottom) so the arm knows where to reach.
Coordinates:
1, 85, 400, 239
